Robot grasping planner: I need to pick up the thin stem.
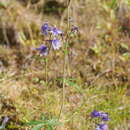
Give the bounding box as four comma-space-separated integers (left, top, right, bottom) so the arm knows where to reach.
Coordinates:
111, 42, 117, 87
58, 47, 67, 119
58, 0, 71, 120
45, 58, 48, 86
66, 0, 72, 77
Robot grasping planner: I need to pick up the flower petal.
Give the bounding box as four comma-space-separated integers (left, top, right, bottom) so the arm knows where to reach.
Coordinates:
36, 45, 48, 56
51, 38, 61, 50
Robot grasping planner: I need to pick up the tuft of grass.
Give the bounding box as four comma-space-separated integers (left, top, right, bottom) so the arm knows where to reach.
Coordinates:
26, 113, 63, 130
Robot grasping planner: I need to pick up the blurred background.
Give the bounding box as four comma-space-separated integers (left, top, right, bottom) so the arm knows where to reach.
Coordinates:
0, 0, 130, 129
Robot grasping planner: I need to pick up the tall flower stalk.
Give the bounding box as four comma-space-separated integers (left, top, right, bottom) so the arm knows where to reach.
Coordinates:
58, 0, 73, 120
35, 0, 78, 121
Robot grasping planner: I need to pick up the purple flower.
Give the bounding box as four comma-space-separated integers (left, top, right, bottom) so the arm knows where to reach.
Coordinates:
36, 45, 48, 56
2, 116, 9, 124
51, 38, 61, 50
91, 110, 109, 121
100, 113, 109, 121
51, 27, 63, 36
96, 124, 108, 130
0, 116, 9, 129
91, 110, 101, 118
41, 23, 50, 35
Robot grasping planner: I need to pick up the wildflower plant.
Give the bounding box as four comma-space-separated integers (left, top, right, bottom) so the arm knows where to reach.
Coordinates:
36, 45, 48, 56
39, 23, 63, 51
0, 116, 9, 130
35, 20, 79, 121
34, 0, 79, 125
91, 110, 109, 130
36, 22, 78, 55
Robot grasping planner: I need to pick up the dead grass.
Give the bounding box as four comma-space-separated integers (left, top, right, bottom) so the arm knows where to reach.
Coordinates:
0, 0, 130, 129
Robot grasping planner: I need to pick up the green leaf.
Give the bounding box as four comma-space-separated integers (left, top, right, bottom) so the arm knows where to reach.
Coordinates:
47, 125, 53, 130
26, 121, 44, 126
63, 42, 69, 55
47, 119, 62, 126
0, 1, 9, 8
64, 79, 84, 93
120, 43, 129, 50
32, 124, 44, 130
119, 53, 130, 61
110, 0, 117, 9
91, 44, 102, 55
26, 115, 63, 130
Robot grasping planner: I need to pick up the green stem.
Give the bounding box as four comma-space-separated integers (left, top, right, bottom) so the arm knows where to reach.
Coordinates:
45, 58, 48, 86
58, 0, 71, 120
58, 42, 67, 120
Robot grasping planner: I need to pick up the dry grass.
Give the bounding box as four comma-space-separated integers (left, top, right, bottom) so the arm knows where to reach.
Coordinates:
0, 0, 130, 129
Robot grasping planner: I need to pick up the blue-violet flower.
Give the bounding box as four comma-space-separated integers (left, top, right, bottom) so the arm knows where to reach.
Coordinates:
51, 38, 61, 50
91, 110, 109, 121
41, 23, 50, 35
100, 113, 109, 121
51, 27, 63, 36
91, 110, 101, 118
96, 124, 108, 130
36, 45, 48, 56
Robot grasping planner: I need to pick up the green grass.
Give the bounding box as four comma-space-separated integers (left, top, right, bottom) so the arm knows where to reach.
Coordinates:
0, 0, 130, 129
0, 76, 129, 129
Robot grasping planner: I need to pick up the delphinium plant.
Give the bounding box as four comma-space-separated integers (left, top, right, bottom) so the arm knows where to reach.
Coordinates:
29, 22, 78, 130
35, 23, 63, 85
26, 1, 79, 129
36, 22, 78, 119
36, 22, 63, 55
91, 110, 109, 130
